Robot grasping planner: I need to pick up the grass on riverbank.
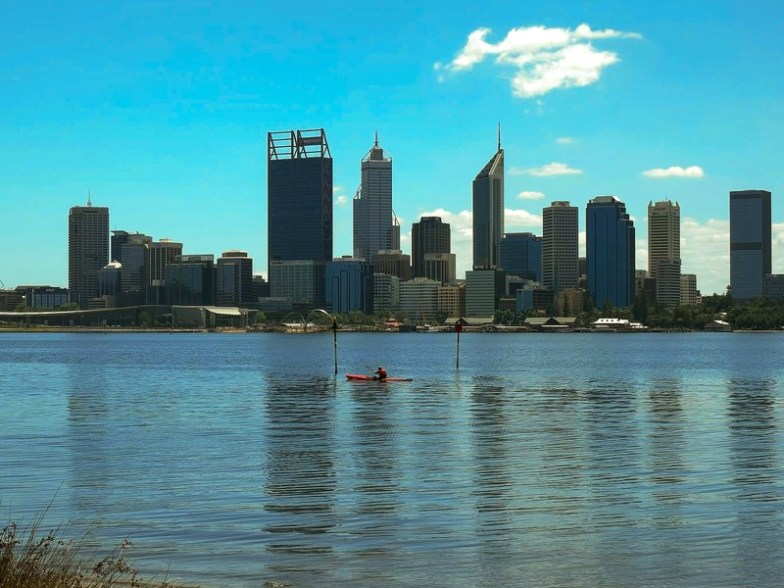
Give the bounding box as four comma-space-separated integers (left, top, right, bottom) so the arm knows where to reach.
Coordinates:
0, 518, 186, 588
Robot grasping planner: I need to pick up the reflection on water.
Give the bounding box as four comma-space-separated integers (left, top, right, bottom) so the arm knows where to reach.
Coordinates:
262, 377, 337, 568
3, 333, 784, 587
68, 364, 112, 517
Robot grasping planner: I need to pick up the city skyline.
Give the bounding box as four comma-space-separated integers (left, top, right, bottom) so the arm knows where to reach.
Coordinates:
3, 1, 784, 296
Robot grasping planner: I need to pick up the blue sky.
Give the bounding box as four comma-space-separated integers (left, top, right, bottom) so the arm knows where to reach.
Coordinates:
2, 0, 783, 296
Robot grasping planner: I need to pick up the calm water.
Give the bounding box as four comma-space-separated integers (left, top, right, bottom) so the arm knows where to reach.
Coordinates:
2, 331, 784, 587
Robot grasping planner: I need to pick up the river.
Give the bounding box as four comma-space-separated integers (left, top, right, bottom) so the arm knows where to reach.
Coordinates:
2, 331, 783, 587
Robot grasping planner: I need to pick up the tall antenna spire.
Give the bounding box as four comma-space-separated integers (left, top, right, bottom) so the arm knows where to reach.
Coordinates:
374, 130, 379, 148
497, 122, 501, 151
87, 189, 92, 207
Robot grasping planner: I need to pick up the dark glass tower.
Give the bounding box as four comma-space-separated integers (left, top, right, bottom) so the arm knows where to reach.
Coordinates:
730, 190, 771, 300
500, 232, 542, 282
411, 216, 451, 278
472, 130, 504, 269
68, 197, 109, 308
267, 129, 333, 271
586, 196, 635, 308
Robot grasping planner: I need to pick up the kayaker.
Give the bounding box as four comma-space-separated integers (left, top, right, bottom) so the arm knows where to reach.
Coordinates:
374, 366, 388, 381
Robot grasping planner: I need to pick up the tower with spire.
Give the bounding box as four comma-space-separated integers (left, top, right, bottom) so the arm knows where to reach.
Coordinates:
353, 133, 395, 260
68, 193, 109, 307
472, 125, 505, 269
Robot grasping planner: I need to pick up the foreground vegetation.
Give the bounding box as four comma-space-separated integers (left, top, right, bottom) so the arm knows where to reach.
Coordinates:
0, 518, 185, 588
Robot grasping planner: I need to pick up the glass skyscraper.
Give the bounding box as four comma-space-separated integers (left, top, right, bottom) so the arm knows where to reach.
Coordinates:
500, 232, 542, 282
586, 196, 635, 308
353, 135, 394, 261
267, 129, 333, 269
472, 133, 504, 269
730, 189, 771, 300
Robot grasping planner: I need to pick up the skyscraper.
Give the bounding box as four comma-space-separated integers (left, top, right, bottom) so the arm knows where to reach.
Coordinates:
648, 200, 681, 306
325, 257, 374, 314
542, 201, 578, 293
353, 134, 394, 260
68, 197, 109, 308
217, 250, 253, 306
147, 238, 183, 305
267, 129, 333, 268
500, 232, 542, 282
411, 216, 451, 278
267, 129, 333, 306
472, 129, 504, 269
586, 196, 635, 308
730, 189, 771, 300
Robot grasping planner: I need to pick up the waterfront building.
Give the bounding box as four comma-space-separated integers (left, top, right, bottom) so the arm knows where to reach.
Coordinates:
472, 130, 504, 269
119, 233, 152, 300
680, 274, 699, 305
98, 261, 122, 298
438, 284, 465, 319
267, 129, 332, 303
648, 200, 681, 306
556, 287, 585, 316
586, 196, 635, 308
165, 254, 216, 306
500, 232, 542, 282
411, 217, 451, 278
146, 238, 184, 305
269, 259, 325, 307
373, 273, 400, 314
68, 198, 109, 308
217, 251, 254, 307
655, 259, 682, 307
353, 135, 395, 260
635, 269, 656, 307
542, 201, 578, 293
424, 252, 456, 285
325, 257, 374, 314
516, 285, 552, 312
0, 289, 24, 311
14, 286, 71, 309
400, 277, 439, 323
372, 250, 412, 281
730, 189, 771, 300
252, 274, 270, 301
110, 230, 130, 265
465, 268, 505, 317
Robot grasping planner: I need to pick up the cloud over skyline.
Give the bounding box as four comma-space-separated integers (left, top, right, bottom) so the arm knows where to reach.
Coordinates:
436, 23, 641, 97
518, 191, 546, 200
513, 162, 583, 177
643, 165, 705, 179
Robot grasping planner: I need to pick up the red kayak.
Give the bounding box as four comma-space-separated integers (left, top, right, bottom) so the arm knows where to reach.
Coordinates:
346, 373, 413, 382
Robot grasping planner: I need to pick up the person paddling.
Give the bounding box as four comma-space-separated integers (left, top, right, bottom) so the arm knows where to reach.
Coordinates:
374, 366, 388, 381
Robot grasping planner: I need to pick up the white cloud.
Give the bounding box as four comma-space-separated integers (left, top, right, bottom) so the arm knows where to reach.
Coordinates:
437, 23, 641, 97
517, 162, 583, 177
642, 165, 705, 179
505, 208, 543, 230
518, 190, 545, 200
335, 195, 348, 206
679, 218, 728, 295
556, 137, 575, 144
